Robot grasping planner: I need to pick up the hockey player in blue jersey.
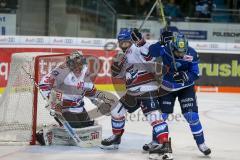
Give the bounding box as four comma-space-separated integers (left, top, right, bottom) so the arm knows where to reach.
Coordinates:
145, 32, 211, 157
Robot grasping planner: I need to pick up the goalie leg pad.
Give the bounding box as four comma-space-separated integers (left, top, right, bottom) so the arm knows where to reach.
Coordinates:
40, 125, 102, 147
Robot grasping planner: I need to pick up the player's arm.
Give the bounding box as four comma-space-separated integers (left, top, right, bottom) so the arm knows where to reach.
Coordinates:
111, 52, 127, 78
173, 49, 200, 83
187, 52, 200, 82
130, 28, 156, 61
148, 42, 165, 57
38, 69, 59, 99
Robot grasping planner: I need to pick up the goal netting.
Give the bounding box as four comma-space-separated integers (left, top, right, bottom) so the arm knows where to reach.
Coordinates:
0, 52, 67, 145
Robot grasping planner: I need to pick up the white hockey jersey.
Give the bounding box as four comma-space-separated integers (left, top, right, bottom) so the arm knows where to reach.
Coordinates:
115, 42, 159, 94
39, 64, 96, 111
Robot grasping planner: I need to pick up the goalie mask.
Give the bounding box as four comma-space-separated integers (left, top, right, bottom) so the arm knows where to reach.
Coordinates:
117, 28, 132, 52
171, 33, 188, 58
66, 50, 87, 72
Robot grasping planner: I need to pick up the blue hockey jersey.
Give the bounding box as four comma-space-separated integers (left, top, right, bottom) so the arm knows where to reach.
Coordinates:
149, 42, 200, 91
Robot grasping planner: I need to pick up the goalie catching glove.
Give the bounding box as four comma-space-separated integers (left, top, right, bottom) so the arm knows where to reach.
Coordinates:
96, 91, 115, 105
92, 91, 117, 116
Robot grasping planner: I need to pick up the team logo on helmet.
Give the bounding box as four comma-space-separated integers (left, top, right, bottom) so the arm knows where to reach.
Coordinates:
172, 33, 188, 54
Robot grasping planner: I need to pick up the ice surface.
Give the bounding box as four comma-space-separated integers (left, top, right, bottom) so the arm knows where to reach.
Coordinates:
0, 92, 240, 160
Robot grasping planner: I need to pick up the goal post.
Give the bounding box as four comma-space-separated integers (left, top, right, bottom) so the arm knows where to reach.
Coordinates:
0, 52, 67, 145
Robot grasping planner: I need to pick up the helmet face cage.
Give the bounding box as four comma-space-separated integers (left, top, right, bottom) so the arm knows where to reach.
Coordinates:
172, 33, 188, 57
66, 50, 87, 71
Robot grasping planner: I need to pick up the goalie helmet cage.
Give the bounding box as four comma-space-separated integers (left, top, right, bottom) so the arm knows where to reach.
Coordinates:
0, 52, 68, 145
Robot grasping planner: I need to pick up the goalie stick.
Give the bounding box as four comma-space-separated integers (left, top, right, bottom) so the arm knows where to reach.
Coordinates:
21, 66, 83, 146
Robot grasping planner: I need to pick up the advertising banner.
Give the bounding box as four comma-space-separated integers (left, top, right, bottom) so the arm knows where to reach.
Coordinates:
0, 48, 117, 89
0, 36, 240, 93
117, 19, 240, 43
0, 14, 16, 35
197, 53, 240, 86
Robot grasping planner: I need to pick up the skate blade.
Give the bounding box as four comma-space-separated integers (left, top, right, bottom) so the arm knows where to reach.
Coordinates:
149, 153, 173, 160
162, 153, 173, 160
99, 144, 119, 150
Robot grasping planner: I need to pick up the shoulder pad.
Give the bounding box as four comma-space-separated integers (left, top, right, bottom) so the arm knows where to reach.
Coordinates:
149, 42, 164, 57
188, 47, 199, 62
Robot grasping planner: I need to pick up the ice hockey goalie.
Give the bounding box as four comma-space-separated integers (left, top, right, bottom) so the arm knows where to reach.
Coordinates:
36, 50, 113, 147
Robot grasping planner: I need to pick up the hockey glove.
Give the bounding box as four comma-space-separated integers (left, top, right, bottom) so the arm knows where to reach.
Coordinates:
131, 28, 146, 47
95, 92, 116, 116
96, 92, 115, 105
160, 30, 173, 45
111, 61, 124, 77
173, 71, 189, 83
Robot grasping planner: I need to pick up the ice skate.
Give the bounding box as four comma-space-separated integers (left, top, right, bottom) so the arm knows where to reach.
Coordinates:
143, 141, 160, 152
101, 134, 122, 150
198, 143, 211, 156
149, 139, 173, 160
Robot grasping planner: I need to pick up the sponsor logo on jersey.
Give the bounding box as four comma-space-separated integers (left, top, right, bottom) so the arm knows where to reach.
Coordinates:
183, 55, 193, 62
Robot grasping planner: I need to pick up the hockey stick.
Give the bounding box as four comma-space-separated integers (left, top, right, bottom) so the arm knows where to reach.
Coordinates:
157, 0, 178, 72
138, 0, 158, 31
169, 44, 178, 72
21, 66, 82, 146
158, 0, 167, 27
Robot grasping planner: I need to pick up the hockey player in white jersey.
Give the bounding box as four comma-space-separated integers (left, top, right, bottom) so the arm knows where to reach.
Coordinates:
101, 29, 172, 160
36, 50, 113, 146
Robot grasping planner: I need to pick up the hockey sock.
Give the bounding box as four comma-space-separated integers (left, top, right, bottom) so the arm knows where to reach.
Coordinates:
152, 113, 169, 142
152, 121, 169, 144
183, 112, 205, 145
112, 116, 125, 135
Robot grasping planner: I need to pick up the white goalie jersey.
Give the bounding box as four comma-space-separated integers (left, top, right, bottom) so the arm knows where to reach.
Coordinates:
38, 63, 102, 147
39, 63, 96, 111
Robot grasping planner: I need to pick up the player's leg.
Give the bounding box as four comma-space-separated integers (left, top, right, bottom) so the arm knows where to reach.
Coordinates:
101, 93, 140, 149
101, 102, 126, 149
143, 112, 169, 152
143, 92, 176, 151
178, 85, 211, 156
143, 93, 175, 160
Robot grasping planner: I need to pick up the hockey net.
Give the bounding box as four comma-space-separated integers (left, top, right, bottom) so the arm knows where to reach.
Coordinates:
0, 52, 68, 145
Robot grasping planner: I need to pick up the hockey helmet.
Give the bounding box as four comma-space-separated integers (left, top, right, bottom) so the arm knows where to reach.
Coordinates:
171, 33, 188, 57
66, 50, 87, 71
117, 28, 133, 51
117, 28, 132, 41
